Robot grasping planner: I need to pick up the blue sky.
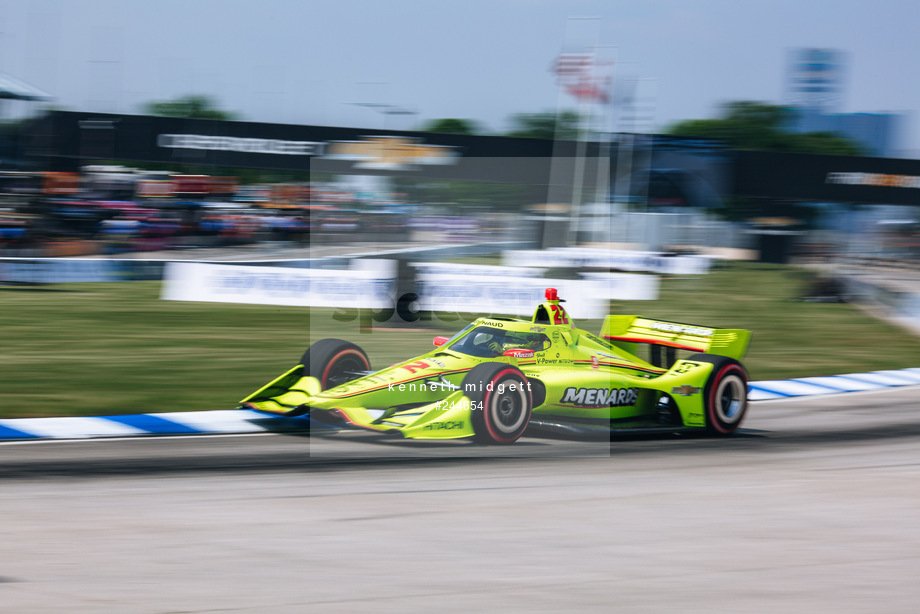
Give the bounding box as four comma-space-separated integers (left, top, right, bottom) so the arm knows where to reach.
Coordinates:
2, 0, 918, 151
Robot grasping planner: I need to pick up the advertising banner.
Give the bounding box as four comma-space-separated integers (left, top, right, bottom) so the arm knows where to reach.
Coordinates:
161, 261, 396, 309
580, 272, 659, 301
411, 262, 545, 278
416, 274, 606, 320
503, 247, 711, 275
0, 258, 163, 283
414, 272, 657, 321
734, 150, 920, 205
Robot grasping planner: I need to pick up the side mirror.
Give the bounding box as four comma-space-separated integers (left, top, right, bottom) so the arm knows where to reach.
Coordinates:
433, 336, 449, 347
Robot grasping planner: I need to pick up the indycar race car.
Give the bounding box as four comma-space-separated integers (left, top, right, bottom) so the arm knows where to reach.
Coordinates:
240, 288, 752, 444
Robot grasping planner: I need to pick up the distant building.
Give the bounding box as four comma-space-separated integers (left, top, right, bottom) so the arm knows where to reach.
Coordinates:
784, 48, 907, 158
788, 108, 904, 158
785, 48, 845, 113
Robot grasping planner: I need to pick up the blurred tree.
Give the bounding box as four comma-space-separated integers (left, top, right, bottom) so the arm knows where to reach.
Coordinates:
143, 95, 238, 120
665, 101, 864, 156
421, 118, 480, 135
505, 110, 582, 140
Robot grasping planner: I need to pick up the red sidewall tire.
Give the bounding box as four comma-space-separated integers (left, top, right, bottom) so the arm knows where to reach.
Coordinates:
464, 363, 533, 445
706, 363, 748, 435
320, 348, 369, 389
301, 339, 370, 391
686, 353, 749, 436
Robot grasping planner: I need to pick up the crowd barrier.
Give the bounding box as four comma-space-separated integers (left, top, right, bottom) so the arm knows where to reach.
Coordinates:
3, 244, 667, 319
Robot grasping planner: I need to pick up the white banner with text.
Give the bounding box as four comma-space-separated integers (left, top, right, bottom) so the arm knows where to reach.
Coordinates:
161, 261, 396, 308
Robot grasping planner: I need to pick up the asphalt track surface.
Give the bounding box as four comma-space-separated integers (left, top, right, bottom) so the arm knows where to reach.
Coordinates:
2, 388, 919, 613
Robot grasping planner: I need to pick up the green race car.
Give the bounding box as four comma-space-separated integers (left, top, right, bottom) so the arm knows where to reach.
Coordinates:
241, 288, 752, 444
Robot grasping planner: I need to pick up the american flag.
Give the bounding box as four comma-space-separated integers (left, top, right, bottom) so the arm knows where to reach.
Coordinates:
551, 52, 612, 104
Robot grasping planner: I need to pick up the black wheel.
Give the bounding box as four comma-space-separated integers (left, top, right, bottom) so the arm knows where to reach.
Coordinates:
463, 363, 532, 444
687, 353, 749, 435
301, 339, 370, 391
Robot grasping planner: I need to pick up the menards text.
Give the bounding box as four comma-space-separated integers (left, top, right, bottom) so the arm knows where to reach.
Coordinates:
561, 387, 639, 407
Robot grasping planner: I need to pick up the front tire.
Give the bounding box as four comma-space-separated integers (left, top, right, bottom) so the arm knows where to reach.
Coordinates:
688, 354, 749, 435
463, 363, 532, 444
301, 339, 370, 390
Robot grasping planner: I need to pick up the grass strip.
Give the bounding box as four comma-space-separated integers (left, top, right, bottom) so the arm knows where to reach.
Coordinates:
1, 262, 917, 418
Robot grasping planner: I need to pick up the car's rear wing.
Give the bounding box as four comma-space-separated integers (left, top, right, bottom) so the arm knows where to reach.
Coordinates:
601, 315, 751, 362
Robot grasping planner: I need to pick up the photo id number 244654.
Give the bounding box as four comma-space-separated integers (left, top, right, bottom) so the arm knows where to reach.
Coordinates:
436, 400, 482, 411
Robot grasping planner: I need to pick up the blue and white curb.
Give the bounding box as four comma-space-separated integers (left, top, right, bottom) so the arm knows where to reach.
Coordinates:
748, 368, 920, 400
2, 368, 919, 441
0, 409, 318, 441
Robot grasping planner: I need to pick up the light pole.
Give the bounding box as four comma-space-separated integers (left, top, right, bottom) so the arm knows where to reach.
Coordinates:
612, 72, 657, 250
549, 16, 602, 248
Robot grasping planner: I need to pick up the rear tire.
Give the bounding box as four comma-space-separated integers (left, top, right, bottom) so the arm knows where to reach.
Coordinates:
463, 363, 532, 444
301, 339, 370, 391
688, 354, 749, 435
